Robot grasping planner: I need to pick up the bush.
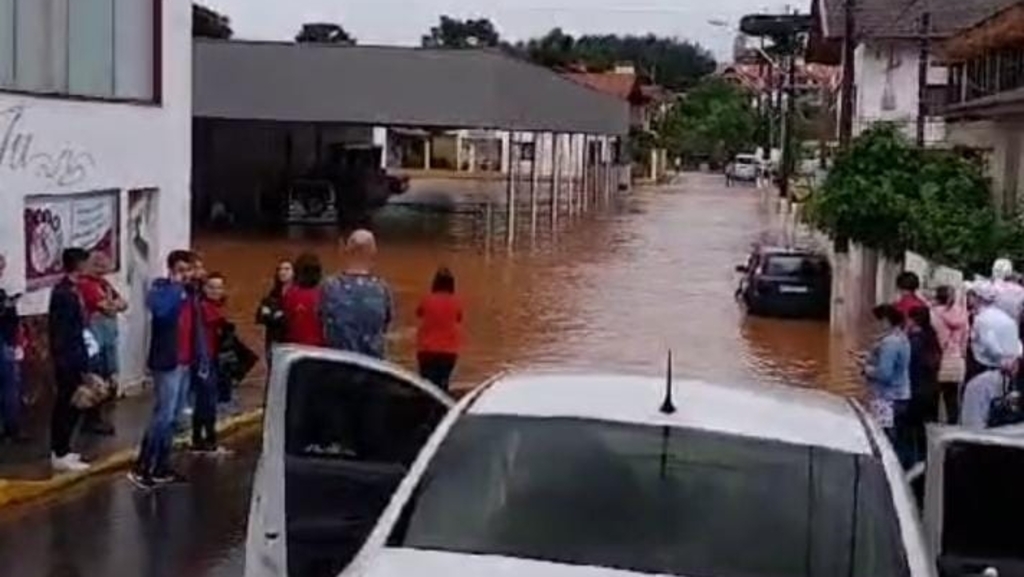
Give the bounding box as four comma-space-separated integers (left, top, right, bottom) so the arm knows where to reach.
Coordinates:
805, 125, 1024, 273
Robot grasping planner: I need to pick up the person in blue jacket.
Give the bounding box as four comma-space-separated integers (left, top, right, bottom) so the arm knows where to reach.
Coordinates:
48, 248, 92, 473
129, 250, 196, 489
863, 304, 912, 468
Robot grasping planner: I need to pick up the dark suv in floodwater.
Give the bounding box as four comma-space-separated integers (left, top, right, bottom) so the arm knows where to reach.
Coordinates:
736, 247, 831, 319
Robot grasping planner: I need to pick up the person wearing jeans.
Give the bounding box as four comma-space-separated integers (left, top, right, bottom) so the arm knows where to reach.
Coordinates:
48, 248, 92, 473
130, 250, 195, 489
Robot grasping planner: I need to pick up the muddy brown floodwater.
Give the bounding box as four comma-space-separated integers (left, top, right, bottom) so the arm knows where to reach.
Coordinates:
0, 173, 867, 577
198, 172, 864, 396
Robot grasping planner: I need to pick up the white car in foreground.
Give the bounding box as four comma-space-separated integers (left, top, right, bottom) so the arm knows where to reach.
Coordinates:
246, 347, 1024, 577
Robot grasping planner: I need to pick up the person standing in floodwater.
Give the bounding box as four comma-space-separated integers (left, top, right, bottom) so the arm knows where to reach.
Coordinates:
320, 230, 393, 359
416, 267, 463, 391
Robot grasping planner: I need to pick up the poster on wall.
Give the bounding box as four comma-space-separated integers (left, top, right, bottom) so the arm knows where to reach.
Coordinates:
124, 188, 157, 387
23, 189, 120, 290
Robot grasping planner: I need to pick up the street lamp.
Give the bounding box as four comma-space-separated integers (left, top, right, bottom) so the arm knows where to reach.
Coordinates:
707, 19, 780, 68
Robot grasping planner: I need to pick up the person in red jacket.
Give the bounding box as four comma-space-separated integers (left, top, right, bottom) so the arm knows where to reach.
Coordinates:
282, 253, 324, 347
416, 267, 463, 391
191, 272, 229, 453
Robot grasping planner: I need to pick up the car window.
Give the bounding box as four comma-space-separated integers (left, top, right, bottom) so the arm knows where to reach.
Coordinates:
285, 357, 444, 465
736, 156, 756, 165
763, 255, 828, 278
940, 441, 1024, 565
389, 415, 909, 577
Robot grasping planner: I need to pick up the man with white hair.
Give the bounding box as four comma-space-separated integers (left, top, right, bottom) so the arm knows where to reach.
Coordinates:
961, 283, 1023, 428
319, 229, 394, 358
990, 257, 1024, 320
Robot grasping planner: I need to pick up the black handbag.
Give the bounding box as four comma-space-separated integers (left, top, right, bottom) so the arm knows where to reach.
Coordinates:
987, 373, 1024, 427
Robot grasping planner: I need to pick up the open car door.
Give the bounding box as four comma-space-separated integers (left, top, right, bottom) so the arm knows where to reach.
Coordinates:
924, 425, 1024, 577
245, 347, 454, 577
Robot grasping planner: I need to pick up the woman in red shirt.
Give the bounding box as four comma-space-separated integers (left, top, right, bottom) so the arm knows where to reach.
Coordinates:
282, 253, 325, 347
416, 267, 463, 391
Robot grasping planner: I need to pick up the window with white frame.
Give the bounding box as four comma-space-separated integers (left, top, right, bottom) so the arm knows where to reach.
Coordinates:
0, 0, 157, 101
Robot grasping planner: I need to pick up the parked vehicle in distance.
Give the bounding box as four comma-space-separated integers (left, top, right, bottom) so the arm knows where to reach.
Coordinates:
736, 246, 831, 319
245, 347, 1024, 577
726, 153, 760, 182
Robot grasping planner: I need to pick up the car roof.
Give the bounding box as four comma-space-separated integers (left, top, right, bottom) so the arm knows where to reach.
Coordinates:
756, 245, 821, 256
468, 372, 874, 455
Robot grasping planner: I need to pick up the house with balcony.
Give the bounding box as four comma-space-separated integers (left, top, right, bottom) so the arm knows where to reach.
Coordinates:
0, 0, 192, 389
806, 0, 1015, 145
944, 1, 1024, 213
564, 65, 670, 182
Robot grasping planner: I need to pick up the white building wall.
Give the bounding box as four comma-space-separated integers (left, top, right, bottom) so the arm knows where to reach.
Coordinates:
853, 40, 946, 144
0, 0, 191, 386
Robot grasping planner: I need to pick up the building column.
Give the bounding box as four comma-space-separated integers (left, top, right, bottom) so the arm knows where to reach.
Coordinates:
506, 131, 517, 250
529, 131, 539, 236
551, 132, 561, 228
423, 136, 432, 170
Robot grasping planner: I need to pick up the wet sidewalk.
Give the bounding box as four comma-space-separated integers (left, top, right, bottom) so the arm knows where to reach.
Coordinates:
0, 382, 264, 507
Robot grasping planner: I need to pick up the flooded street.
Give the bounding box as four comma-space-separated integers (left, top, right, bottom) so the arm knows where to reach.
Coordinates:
0, 174, 865, 576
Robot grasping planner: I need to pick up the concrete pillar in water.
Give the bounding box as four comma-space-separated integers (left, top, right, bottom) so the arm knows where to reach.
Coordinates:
551, 132, 560, 228
831, 243, 850, 335
582, 135, 590, 214
506, 131, 517, 250
529, 131, 539, 238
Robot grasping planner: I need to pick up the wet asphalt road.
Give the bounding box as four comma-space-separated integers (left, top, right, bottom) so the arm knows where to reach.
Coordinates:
0, 439, 258, 577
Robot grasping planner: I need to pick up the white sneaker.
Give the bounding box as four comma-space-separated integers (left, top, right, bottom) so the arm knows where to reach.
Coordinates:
51, 453, 90, 473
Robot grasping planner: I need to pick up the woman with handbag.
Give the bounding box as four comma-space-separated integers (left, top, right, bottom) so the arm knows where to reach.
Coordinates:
932, 285, 969, 424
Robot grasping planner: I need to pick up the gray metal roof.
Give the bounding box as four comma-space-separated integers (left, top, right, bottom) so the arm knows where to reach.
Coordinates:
817, 0, 1018, 39
193, 40, 630, 135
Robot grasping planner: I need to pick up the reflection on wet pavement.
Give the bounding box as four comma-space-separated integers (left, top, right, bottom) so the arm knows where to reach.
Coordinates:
0, 174, 866, 576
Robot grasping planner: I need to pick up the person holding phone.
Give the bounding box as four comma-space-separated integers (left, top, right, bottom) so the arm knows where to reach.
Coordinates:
0, 254, 25, 443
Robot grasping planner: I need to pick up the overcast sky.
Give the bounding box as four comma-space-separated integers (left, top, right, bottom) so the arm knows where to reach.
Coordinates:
202, 0, 795, 60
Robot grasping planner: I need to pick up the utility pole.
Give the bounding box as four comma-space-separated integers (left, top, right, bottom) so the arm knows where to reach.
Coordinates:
780, 53, 797, 200
916, 11, 931, 148
839, 0, 856, 149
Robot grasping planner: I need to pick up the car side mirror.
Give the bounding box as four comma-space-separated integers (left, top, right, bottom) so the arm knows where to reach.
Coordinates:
735, 265, 748, 273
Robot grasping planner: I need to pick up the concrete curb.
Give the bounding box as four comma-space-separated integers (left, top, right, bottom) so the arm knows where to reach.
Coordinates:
0, 408, 264, 510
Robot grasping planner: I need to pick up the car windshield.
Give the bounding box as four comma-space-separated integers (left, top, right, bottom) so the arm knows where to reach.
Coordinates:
389, 415, 909, 577
735, 156, 757, 165
762, 254, 827, 278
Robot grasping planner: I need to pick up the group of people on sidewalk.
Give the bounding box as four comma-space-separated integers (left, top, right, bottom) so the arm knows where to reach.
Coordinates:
863, 259, 1024, 468
2, 247, 134, 472
127, 228, 462, 489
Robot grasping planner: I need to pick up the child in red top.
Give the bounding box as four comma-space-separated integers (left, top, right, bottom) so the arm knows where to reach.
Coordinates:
416, 267, 463, 391
192, 273, 229, 453
282, 253, 324, 347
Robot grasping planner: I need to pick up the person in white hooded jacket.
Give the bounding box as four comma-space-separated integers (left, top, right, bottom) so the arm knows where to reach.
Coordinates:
989, 258, 1024, 320
961, 283, 1023, 428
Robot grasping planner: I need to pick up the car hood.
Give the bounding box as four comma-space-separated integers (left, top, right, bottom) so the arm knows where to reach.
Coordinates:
351, 548, 675, 577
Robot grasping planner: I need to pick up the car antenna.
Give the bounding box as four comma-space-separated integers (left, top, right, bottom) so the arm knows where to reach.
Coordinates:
660, 350, 676, 414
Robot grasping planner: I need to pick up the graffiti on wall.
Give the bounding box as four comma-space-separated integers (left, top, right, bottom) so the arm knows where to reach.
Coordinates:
0, 105, 95, 187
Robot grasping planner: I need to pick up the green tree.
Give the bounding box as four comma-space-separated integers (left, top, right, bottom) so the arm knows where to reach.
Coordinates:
805, 125, 1022, 271
422, 16, 501, 48
660, 77, 758, 165
296, 23, 357, 44
518, 31, 716, 91
193, 3, 232, 39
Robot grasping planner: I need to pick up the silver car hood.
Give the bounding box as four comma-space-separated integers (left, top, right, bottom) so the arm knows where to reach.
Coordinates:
349, 548, 676, 577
